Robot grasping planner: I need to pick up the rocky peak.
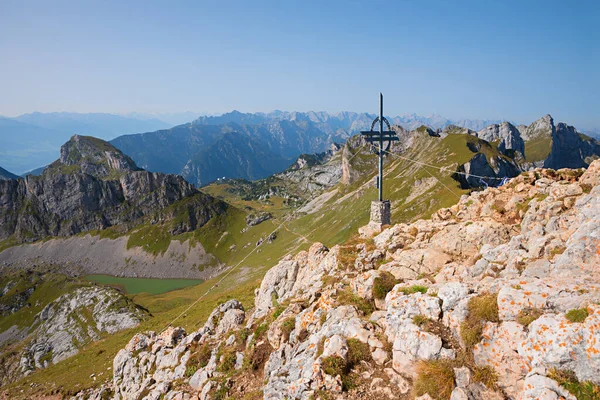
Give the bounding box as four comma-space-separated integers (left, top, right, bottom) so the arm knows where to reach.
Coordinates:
53, 134, 141, 178
520, 114, 555, 141
476, 121, 525, 156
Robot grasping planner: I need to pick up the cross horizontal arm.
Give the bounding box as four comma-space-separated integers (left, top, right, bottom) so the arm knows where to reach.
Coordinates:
360, 131, 396, 136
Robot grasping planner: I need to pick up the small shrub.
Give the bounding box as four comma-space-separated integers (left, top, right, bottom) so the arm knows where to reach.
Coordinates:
413, 314, 430, 327
254, 323, 269, 339
517, 307, 544, 327
460, 293, 499, 348
320, 312, 327, 325
272, 305, 285, 319
548, 368, 600, 400
185, 365, 197, 377
346, 338, 371, 367
372, 271, 397, 299
188, 342, 212, 369
281, 317, 296, 341
472, 365, 499, 390
401, 285, 428, 295
550, 246, 566, 257
337, 289, 375, 315
581, 183, 593, 194
321, 355, 346, 377
316, 337, 326, 357
216, 349, 237, 373
566, 308, 589, 323
413, 359, 455, 400
248, 342, 272, 371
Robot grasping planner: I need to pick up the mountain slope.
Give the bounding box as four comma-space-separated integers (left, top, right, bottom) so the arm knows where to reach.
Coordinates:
55, 160, 600, 400
0, 166, 19, 180
181, 132, 290, 185
110, 120, 347, 186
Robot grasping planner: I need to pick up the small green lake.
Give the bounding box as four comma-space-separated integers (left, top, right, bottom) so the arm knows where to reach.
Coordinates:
85, 275, 204, 295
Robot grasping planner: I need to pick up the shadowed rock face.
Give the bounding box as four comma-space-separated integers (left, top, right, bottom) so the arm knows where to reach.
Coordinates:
0, 135, 225, 243
545, 122, 600, 169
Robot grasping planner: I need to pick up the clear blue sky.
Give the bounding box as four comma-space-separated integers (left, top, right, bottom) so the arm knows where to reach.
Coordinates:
1, 0, 598, 128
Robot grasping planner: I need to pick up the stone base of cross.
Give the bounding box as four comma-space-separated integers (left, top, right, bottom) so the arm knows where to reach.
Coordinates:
359, 200, 391, 238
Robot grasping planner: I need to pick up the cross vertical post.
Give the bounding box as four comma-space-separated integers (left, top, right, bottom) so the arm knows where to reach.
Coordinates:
378, 92, 383, 201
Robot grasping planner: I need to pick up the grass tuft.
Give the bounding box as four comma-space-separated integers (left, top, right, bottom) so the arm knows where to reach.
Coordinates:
517, 307, 544, 327
346, 338, 371, 367
281, 317, 296, 342
413, 359, 455, 400
321, 355, 346, 377
372, 272, 397, 300
566, 308, 589, 323
401, 285, 428, 295
337, 289, 375, 315
548, 368, 600, 400
460, 293, 499, 348
413, 314, 430, 327
472, 365, 499, 390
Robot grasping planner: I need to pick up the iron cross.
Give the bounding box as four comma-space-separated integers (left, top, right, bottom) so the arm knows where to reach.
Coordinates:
360, 93, 399, 201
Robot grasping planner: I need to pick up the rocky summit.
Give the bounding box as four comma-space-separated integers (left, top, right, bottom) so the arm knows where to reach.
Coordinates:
0, 135, 227, 244
72, 160, 600, 400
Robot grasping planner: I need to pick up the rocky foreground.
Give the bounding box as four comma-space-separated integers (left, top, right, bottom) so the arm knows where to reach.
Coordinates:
76, 161, 600, 400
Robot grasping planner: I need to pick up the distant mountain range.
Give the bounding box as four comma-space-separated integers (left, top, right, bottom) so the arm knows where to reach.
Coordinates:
0, 165, 19, 180
1, 109, 591, 179
192, 110, 502, 133
0, 113, 172, 174
112, 111, 591, 187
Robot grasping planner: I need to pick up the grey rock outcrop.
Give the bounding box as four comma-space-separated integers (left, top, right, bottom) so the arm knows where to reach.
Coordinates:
20, 286, 147, 374
476, 122, 525, 156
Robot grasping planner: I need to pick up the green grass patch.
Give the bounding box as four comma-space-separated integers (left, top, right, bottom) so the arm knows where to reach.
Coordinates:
525, 137, 552, 163
126, 224, 173, 255
548, 369, 600, 400
401, 285, 428, 295
337, 289, 375, 315
566, 308, 589, 323
281, 317, 296, 342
